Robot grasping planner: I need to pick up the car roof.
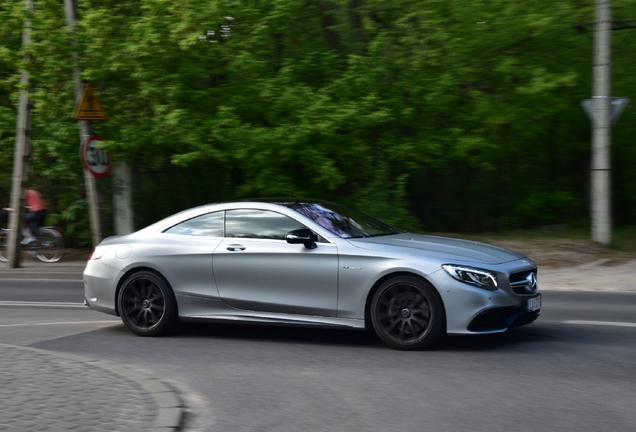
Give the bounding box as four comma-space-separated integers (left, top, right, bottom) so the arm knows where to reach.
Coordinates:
227, 197, 334, 205
136, 199, 339, 236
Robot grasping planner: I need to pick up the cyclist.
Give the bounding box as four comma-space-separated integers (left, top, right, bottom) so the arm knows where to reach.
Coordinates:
2, 189, 48, 244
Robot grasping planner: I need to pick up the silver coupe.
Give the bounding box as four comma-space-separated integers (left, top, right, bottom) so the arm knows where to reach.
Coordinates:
83, 199, 541, 350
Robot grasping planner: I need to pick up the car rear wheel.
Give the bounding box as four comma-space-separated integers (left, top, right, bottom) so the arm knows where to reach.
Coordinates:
370, 275, 445, 350
118, 271, 178, 336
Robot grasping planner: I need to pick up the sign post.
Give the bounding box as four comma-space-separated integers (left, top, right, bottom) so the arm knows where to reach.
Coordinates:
65, 0, 108, 247
590, 0, 613, 246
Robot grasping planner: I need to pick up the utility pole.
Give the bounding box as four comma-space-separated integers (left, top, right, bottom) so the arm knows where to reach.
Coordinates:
576, 3, 634, 245
591, 0, 612, 245
113, 164, 135, 234
63, 0, 104, 247
7, 0, 35, 268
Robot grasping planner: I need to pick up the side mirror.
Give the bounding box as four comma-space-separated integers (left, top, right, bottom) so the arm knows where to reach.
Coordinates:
286, 228, 318, 249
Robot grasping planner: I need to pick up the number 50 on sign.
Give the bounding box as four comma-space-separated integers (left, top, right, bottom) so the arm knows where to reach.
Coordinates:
80, 135, 113, 177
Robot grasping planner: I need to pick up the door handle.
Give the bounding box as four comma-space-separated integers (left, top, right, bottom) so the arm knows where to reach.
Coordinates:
226, 244, 246, 251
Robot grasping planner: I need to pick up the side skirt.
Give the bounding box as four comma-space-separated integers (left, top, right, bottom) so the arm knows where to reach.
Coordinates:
176, 294, 366, 329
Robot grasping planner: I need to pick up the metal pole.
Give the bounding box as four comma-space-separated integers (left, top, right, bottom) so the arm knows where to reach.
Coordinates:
7, 0, 35, 268
591, 0, 612, 245
63, 0, 104, 247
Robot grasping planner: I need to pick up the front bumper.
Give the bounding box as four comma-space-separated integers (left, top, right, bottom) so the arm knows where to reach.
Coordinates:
467, 307, 540, 332
428, 260, 540, 335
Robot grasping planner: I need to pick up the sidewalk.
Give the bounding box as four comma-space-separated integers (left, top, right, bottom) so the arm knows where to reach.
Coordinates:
0, 260, 85, 280
0, 343, 183, 431
540, 259, 636, 292
0, 260, 185, 431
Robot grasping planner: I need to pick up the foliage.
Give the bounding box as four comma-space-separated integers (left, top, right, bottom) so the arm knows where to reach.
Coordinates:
2, 0, 636, 244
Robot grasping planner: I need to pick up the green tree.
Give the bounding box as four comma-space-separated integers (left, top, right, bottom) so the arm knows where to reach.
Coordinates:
2, 0, 636, 244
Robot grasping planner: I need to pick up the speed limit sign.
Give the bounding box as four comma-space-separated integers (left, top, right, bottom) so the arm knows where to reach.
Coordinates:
80, 135, 112, 177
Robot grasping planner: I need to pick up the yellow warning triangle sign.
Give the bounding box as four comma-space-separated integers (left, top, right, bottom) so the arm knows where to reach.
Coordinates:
73, 83, 108, 121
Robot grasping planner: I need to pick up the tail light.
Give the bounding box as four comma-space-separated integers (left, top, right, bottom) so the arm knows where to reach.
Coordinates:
89, 249, 107, 260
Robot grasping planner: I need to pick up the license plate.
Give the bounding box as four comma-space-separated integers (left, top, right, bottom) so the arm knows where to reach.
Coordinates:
525, 294, 541, 312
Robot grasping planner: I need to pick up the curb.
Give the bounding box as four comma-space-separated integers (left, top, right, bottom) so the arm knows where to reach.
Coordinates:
0, 343, 185, 431
94, 360, 185, 431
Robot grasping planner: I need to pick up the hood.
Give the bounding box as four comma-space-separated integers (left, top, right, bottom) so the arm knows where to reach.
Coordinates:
347, 233, 525, 265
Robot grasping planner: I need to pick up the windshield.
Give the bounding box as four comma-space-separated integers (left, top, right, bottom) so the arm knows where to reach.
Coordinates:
278, 201, 403, 239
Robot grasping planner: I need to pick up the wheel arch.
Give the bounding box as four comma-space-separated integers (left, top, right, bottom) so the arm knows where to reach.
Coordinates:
363, 271, 447, 333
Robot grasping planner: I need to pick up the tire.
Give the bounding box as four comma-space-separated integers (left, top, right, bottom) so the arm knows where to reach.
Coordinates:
117, 271, 178, 336
0, 230, 7, 263
35, 228, 64, 263
370, 275, 445, 350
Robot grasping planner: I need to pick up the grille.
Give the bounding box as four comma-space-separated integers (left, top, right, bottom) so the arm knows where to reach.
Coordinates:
509, 269, 538, 295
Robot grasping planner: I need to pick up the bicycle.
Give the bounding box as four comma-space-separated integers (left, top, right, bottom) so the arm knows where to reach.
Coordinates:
0, 226, 64, 263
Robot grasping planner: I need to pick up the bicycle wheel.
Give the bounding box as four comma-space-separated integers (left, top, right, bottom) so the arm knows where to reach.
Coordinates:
0, 230, 7, 262
35, 228, 64, 263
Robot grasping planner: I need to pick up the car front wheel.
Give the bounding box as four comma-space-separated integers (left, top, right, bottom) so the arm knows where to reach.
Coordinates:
370, 275, 445, 350
118, 271, 178, 336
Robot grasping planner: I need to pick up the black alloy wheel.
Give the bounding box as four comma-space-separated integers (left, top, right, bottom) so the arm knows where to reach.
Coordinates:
118, 271, 178, 336
370, 275, 445, 350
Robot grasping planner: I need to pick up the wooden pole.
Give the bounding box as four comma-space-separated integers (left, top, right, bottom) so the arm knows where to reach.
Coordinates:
7, 0, 35, 268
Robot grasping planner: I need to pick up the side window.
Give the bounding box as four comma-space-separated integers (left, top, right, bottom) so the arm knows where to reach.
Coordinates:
225, 209, 306, 240
164, 211, 224, 237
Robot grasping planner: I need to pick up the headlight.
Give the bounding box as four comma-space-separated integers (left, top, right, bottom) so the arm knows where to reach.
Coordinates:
442, 264, 498, 291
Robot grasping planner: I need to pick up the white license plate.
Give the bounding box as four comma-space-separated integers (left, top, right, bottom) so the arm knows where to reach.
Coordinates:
525, 294, 541, 312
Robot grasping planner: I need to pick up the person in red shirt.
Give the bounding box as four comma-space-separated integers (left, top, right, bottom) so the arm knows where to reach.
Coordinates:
24, 189, 48, 232
2, 189, 48, 244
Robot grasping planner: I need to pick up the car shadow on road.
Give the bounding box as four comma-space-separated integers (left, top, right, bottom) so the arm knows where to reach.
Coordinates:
172, 321, 384, 348
136, 321, 556, 352
438, 326, 557, 352
95, 318, 561, 352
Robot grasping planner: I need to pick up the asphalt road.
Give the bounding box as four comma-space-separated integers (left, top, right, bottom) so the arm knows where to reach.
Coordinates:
0, 277, 635, 431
